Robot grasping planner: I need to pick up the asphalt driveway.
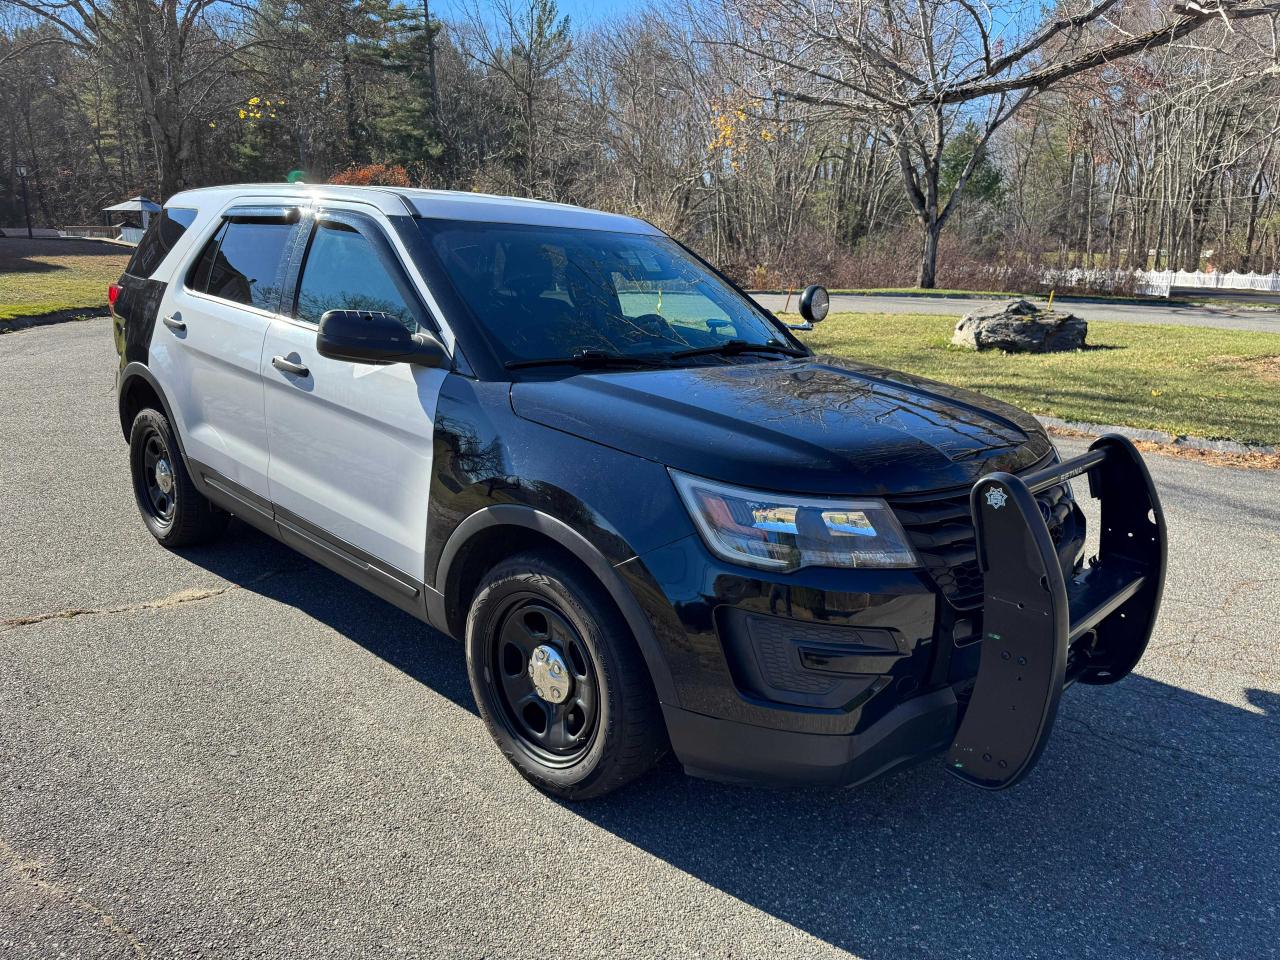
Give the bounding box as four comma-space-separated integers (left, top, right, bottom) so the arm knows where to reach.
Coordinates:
2, 319, 1278, 959
750, 291, 1280, 333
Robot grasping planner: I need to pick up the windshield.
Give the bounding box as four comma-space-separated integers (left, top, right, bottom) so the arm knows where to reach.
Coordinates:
416, 219, 802, 366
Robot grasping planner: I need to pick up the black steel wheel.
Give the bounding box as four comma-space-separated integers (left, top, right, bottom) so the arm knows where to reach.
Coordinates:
490, 597, 600, 766
128, 408, 228, 548
138, 426, 177, 525
465, 551, 666, 799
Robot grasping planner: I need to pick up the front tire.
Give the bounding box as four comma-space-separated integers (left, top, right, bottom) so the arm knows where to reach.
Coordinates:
128, 408, 228, 547
465, 552, 666, 799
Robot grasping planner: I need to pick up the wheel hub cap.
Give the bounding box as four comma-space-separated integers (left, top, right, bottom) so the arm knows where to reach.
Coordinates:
154, 458, 174, 495
528, 644, 572, 704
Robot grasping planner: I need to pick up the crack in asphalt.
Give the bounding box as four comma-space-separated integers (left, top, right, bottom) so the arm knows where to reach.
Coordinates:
1058, 719, 1278, 796
1219, 575, 1280, 613
1, 836, 148, 958
1061, 714, 1277, 766
0, 567, 302, 632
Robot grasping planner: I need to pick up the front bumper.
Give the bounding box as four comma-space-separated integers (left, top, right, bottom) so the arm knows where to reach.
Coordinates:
621, 435, 1166, 790
662, 689, 958, 787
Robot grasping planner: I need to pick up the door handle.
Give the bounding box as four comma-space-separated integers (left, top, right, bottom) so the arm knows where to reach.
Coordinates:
272, 355, 310, 378
162, 315, 185, 333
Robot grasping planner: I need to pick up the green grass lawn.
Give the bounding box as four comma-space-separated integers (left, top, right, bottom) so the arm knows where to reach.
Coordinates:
798, 312, 1280, 446
0, 237, 130, 322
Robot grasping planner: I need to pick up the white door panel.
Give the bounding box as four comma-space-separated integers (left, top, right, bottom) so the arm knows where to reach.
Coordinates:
262, 318, 444, 580
155, 286, 272, 497
150, 201, 302, 500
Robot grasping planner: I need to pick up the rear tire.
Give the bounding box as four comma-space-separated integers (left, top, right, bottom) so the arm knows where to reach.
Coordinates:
465, 551, 666, 799
128, 408, 228, 548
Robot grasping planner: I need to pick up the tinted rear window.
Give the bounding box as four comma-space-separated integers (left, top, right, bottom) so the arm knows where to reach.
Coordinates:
187, 219, 293, 311
125, 207, 197, 278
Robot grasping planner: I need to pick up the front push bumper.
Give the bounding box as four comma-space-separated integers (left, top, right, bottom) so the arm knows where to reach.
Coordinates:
664, 435, 1167, 790
946, 434, 1167, 788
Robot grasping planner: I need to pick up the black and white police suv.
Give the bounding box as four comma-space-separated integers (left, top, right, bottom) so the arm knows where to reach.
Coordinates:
111, 185, 1167, 798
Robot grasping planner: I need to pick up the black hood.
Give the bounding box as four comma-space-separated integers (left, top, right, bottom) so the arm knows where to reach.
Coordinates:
510, 356, 1053, 496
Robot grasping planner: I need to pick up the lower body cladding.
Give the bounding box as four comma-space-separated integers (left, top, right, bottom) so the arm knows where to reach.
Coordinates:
617, 435, 1167, 790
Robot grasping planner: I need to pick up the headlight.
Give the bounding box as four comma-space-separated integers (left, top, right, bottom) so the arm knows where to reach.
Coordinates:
669, 470, 920, 572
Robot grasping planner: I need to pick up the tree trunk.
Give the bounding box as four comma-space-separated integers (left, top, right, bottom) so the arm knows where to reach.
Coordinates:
341, 44, 360, 166
143, 94, 188, 201
424, 0, 441, 126
918, 221, 940, 288
1242, 166, 1264, 272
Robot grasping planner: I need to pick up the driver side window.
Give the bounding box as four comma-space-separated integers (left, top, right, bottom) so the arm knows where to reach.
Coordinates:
294, 221, 416, 331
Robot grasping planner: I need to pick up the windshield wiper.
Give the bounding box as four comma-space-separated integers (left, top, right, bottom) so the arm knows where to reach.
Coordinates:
505, 349, 674, 370
669, 339, 808, 361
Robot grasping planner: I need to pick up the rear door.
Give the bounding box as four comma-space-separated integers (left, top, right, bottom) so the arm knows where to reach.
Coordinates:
260, 204, 448, 591
153, 202, 302, 502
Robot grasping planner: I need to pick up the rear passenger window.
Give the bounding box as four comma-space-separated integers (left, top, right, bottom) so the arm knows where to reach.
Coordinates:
125, 207, 198, 278
294, 221, 415, 330
187, 219, 293, 312
187, 221, 227, 293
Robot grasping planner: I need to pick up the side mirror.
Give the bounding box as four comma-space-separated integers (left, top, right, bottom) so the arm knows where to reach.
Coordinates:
316, 309, 449, 367
798, 285, 830, 324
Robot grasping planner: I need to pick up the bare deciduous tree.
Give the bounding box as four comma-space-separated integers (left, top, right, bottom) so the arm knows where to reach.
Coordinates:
3, 0, 1280, 285
720, 0, 1280, 285
2, 0, 262, 197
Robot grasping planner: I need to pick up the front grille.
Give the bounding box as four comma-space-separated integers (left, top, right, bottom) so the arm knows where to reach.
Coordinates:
890, 478, 1075, 610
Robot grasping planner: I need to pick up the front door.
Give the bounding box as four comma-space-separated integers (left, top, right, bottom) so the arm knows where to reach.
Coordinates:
260, 207, 447, 588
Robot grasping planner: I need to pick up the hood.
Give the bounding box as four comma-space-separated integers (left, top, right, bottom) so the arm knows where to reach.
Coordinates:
509, 355, 1053, 496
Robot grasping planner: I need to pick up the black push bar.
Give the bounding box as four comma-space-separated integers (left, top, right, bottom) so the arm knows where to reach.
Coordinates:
946, 434, 1167, 789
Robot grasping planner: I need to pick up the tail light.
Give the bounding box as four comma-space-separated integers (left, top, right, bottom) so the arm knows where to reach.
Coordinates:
107, 282, 121, 318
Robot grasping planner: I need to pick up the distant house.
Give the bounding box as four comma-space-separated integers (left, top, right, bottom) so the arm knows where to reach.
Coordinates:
102, 196, 161, 243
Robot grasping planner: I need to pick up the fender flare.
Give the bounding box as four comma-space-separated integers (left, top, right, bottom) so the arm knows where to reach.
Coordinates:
434, 504, 678, 705
117, 362, 188, 460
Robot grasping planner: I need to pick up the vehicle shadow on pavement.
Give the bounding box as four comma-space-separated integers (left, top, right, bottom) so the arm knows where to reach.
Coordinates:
178, 520, 482, 717
187, 521, 1279, 960
578, 683, 1280, 959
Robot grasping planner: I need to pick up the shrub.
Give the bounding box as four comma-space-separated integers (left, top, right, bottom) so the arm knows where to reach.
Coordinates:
328, 163, 413, 187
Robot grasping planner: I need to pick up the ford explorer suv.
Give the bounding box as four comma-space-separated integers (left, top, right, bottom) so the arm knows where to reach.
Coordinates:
110, 185, 1167, 799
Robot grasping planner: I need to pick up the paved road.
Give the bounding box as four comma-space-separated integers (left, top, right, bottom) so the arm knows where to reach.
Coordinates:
751, 292, 1280, 333
3, 318, 1279, 959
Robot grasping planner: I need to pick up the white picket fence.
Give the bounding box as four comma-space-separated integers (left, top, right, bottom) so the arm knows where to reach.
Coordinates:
1040, 267, 1134, 294
1041, 266, 1280, 297
1134, 269, 1280, 298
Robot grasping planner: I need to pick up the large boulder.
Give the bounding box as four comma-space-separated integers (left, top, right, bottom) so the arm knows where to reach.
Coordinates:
951, 298, 1087, 353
